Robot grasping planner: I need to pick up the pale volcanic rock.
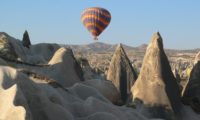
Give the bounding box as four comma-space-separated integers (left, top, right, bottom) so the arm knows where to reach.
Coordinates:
83, 79, 120, 104
1, 32, 200, 120
0, 66, 151, 120
107, 43, 137, 103
131, 32, 182, 119
194, 51, 200, 65
47, 47, 84, 87
30, 43, 60, 62
0, 85, 27, 120
0, 33, 18, 60
0, 66, 74, 120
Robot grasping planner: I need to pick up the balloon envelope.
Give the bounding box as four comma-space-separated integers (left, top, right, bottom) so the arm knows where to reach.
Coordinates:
81, 7, 111, 40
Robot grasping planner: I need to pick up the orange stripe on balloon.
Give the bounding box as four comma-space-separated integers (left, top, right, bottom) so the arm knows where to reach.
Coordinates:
89, 29, 100, 36
81, 8, 111, 18
84, 22, 104, 32
81, 15, 109, 25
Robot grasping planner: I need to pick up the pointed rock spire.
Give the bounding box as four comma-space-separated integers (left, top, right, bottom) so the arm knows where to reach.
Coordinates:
47, 47, 84, 87
22, 30, 31, 48
107, 43, 137, 103
131, 32, 182, 119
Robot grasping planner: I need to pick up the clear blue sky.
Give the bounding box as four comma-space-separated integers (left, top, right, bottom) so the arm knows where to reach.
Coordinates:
0, 0, 200, 49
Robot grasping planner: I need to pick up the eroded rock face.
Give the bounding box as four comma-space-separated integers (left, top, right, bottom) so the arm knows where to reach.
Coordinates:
0, 33, 18, 60
194, 51, 200, 65
1, 32, 200, 120
0, 66, 150, 120
0, 32, 61, 64
30, 43, 60, 62
0, 66, 75, 120
47, 47, 84, 87
0, 85, 27, 120
182, 61, 200, 113
107, 44, 137, 103
83, 79, 120, 104
78, 58, 97, 80
131, 32, 182, 119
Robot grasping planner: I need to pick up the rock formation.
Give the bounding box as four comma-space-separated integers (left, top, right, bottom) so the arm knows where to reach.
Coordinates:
172, 68, 181, 84
172, 68, 183, 92
77, 57, 97, 80
1, 32, 200, 120
83, 79, 120, 104
0, 32, 51, 63
182, 59, 200, 113
194, 51, 200, 65
30, 43, 60, 62
22, 30, 31, 48
131, 32, 182, 119
0, 85, 27, 120
0, 66, 150, 120
0, 33, 18, 60
47, 47, 84, 86
107, 43, 137, 103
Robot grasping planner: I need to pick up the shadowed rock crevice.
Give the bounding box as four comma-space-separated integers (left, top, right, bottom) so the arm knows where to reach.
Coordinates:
182, 61, 200, 113
20, 70, 69, 90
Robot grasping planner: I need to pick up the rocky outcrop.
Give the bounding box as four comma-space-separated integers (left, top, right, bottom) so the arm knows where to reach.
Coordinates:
83, 79, 120, 104
22, 30, 31, 48
47, 47, 84, 87
172, 68, 181, 84
0, 33, 18, 60
0, 66, 75, 120
0, 58, 8, 66
182, 61, 200, 113
1, 32, 200, 120
194, 51, 200, 65
77, 57, 96, 80
107, 44, 137, 103
30, 43, 60, 62
0, 66, 151, 120
131, 32, 182, 119
0, 85, 27, 120
0, 32, 47, 64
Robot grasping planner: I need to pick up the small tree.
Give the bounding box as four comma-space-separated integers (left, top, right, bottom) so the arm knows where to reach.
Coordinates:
22, 30, 31, 48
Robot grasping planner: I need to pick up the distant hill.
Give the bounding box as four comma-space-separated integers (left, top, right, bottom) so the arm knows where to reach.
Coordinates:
61, 42, 141, 53
61, 42, 200, 54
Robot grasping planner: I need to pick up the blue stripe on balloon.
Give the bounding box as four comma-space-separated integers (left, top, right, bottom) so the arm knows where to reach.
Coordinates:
87, 26, 101, 35
83, 18, 107, 29
100, 8, 111, 16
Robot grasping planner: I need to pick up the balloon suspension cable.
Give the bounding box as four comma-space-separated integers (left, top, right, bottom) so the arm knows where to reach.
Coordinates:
93, 36, 98, 40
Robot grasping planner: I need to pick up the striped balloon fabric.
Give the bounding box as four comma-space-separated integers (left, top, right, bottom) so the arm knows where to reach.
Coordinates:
81, 7, 111, 40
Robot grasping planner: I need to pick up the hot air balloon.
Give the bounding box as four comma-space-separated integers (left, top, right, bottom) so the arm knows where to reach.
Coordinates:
81, 7, 111, 40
